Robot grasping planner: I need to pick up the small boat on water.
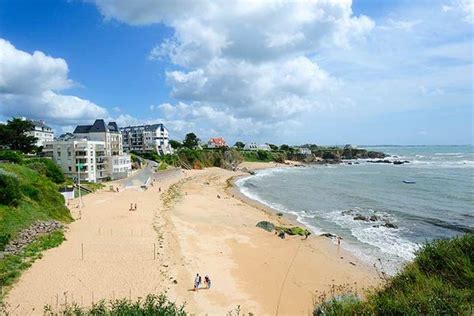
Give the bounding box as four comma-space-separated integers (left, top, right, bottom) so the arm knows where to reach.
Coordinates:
402, 180, 416, 184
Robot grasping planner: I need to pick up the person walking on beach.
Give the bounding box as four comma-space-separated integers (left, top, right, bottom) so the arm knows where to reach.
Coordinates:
204, 275, 211, 289
194, 273, 201, 291
134, 203, 137, 211
129, 203, 133, 211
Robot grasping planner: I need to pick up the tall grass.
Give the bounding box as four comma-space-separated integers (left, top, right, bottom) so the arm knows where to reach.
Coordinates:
314, 233, 474, 315
43, 294, 187, 315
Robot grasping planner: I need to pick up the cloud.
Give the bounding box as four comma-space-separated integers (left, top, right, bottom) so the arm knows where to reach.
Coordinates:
89, 0, 472, 144
91, 0, 374, 138
0, 38, 108, 125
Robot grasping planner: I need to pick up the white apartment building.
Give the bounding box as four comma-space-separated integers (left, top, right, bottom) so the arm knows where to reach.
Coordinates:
44, 119, 131, 182
26, 120, 54, 147
44, 139, 109, 183
120, 124, 173, 155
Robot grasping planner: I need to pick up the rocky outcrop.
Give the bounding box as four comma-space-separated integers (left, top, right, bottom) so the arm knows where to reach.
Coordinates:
3, 220, 63, 255
256, 221, 275, 232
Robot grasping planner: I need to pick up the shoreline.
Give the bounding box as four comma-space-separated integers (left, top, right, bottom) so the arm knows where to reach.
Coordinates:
228, 162, 376, 272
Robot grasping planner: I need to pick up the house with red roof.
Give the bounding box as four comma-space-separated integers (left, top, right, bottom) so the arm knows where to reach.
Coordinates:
207, 137, 227, 148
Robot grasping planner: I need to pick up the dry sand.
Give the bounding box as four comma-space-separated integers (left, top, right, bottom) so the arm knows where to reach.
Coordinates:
5, 163, 380, 315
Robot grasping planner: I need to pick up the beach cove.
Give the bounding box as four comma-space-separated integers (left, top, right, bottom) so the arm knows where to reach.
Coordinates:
4, 163, 379, 315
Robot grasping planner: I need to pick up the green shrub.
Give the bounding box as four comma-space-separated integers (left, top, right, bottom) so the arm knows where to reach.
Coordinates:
0, 150, 23, 164
24, 158, 65, 184
0, 233, 11, 251
45, 293, 187, 315
313, 234, 474, 315
0, 169, 21, 206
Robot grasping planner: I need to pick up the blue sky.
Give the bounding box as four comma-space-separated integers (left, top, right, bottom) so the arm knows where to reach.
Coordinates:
0, 0, 472, 145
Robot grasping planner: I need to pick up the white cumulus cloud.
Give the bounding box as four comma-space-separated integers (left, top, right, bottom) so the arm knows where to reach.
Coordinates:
0, 38, 108, 125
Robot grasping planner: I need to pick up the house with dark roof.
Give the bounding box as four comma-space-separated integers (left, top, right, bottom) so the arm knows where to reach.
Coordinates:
73, 119, 123, 156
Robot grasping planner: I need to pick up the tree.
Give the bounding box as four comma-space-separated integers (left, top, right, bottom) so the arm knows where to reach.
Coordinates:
183, 133, 199, 149
268, 143, 278, 151
234, 141, 245, 149
169, 139, 182, 149
280, 144, 290, 151
0, 118, 37, 153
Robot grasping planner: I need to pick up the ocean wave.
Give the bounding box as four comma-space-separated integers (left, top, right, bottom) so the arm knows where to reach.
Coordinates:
434, 153, 464, 156
324, 209, 419, 261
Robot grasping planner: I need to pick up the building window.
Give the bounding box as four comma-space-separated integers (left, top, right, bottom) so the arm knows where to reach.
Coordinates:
68, 166, 72, 171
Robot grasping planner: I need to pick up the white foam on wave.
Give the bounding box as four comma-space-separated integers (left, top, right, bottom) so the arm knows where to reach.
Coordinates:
434, 152, 464, 156
324, 210, 420, 262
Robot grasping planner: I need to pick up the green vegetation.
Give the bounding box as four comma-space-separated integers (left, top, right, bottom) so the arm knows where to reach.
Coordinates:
314, 233, 474, 315
0, 230, 65, 296
0, 118, 37, 154
42, 294, 186, 315
158, 162, 168, 171
277, 226, 311, 237
240, 150, 286, 163
234, 141, 245, 149
183, 132, 199, 149
24, 158, 66, 184
0, 162, 72, 250
0, 150, 23, 164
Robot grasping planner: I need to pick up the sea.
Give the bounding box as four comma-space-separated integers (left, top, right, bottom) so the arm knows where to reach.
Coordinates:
236, 145, 474, 275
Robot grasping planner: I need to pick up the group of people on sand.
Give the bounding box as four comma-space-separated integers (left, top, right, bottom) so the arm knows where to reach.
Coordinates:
129, 203, 138, 211
194, 273, 211, 291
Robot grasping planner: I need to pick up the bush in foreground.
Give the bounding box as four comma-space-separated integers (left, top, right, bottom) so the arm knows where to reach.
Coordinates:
314, 233, 474, 315
43, 294, 187, 315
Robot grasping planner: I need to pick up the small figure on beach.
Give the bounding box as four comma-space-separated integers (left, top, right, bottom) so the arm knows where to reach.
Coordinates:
194, 273, 201, 291
116, 187, 119, 192
217, 194, 221, 199
159, 187, 161, 192
129, 203, 134, 211
134, 203, 137, 211
204, 275, 211, 289
337, 236, 341, 250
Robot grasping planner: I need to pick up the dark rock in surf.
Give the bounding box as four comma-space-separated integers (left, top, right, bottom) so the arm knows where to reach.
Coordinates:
383, 222, 398, 229
353, 214, 368, 221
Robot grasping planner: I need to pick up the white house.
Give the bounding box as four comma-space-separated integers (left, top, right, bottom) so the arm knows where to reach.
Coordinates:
26, 120, 54, 147
298, 148, 312, 155
244, 142, 271, 151
120, 124, 173, 155
44, 139, 109, 183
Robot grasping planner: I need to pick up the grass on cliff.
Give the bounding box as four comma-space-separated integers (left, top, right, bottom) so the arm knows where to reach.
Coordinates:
0, 230, 65, 300
314, 233, 474, 315
0, 163, 72, 251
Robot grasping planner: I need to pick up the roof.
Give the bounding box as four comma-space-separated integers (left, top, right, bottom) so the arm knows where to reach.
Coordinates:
73, 119, 120, 134
119, 123, 165, 132
208, 137, 226, 145
30, 120, 51, 129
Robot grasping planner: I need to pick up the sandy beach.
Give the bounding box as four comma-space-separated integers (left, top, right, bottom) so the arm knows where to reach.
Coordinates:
5, 163, 379, 315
